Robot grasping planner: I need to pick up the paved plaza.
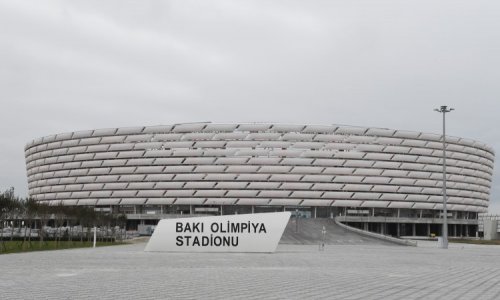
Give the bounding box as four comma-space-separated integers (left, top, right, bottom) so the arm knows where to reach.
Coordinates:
1, 241, 500, 299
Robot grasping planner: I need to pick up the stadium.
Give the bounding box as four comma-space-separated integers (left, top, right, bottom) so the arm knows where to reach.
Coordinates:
24, 123, 495, 237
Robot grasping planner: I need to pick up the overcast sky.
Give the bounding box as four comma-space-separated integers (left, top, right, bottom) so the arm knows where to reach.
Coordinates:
1, 0, 499, 212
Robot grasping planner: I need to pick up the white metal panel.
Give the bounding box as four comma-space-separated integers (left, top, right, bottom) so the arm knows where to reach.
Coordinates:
335, 126, 367, 135
146, 198, 176, 205
203, 124, 238, 132
347, 135, 377, 144
383, 146, 410, 154
332, 151, 364, 159
120, 198, 147, 205
194, 190, 226, 197
361, 201, 389, 208
182, 132, 215, 140
247, 182, 281, 189
117, 151, 144, 158
237, 123, 271, 132
103, 183, 128, 190
193, 141, 226, 148
164, 166, 194, 173
128, 182, 155, 189
77, 199, 98, 206
366, 128, 396, 137
351, 192, 381, 200
165, 190, 196, 197
398, 186, 422, 193
259, 190, 291, 198
412, 203, 435, 209
193, 165, 226, 173
269, 149, 303, 157
291, 191, 323, 198
213, 132, 248, 140
102, 159, 127, 167
174, 198, 206, 205
331, 200, 362, 207
301, 200, 334, 207
382, 170, 408, 177
172, 149, 204, 157
259, 166, 292, 173
343, 160, 374, 168
226, 190, 259, 197
371, 185, 399, 193
172, 123, 208, 133
271, 124, 305, 132
376, 137, 403, 145
237, 173, 271, 181
248, 157, 281, 165
419, 133, 442, 142
269, 174, 302, 181
388, 202, 414, 208
283, 182, 315, 190
155, 182, 184, 189
137, 190, 165, 197
234, 149, 270, 156
353, 169, 383, 176
136, 166, 165, 173
184, 182, 216, 189
302, 174, 333, 182
422, 187, 441, 194
373, 161, 400, 169
333, 176, 363, 183
312, 159, 344, 167
174, 174, 206, 181
343, 184, 372, 191
204, 174, 237, 180
269, 199, 301, 206
247, 132, 281, 140
112, 190, 137, 197
205, 198, 238, 205
379, 193, 406, 201
215, 157, 249, 165
183, 157, 215, 165
406, 195, 429, 202
291, 166, 322, 173
226, 166, 260, 173
94, 152, 118, 160
90, 191, 113, 198
75, 176, 95, 183
322, 191, 353, 199
110, 167, 136, 174
281, 133, 314, 141
281, 157, 314, 165
121, 174, 147, 181
236, 198, 270, 205
313, 134, 344, 142
215, 182, 248, 189
143, 125, 174, 134
303, 125, 336, 133
310, 183, 342, 191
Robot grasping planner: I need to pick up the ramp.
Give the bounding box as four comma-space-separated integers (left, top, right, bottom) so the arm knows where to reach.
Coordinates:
280, 218, 392, 245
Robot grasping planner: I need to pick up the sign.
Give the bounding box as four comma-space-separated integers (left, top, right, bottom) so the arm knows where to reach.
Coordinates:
144, 212, 290, 253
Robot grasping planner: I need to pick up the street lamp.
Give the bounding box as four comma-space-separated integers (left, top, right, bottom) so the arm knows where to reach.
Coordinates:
434, 105, 454, 249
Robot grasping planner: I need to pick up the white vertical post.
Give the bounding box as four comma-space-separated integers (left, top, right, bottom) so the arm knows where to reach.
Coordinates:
93, 226, 97, 248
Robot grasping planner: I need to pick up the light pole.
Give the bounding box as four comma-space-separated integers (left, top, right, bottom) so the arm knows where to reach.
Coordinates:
434, 105, 454, 249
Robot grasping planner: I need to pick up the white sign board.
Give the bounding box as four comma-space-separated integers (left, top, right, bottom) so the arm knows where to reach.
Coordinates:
144, 212, 290, 253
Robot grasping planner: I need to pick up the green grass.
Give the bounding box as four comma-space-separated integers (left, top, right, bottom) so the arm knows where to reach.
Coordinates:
0, 240, 127, 254
450, 239, 500, 245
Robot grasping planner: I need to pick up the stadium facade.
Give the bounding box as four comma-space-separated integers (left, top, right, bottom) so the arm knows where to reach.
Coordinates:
25, 123, 495, 237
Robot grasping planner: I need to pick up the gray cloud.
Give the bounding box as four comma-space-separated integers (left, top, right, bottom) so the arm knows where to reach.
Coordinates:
1, 0, 499, 212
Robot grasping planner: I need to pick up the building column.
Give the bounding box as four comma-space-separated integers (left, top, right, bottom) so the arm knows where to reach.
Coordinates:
364, 223, 368, 231
412, 223, 416, 236
251, 205, 255, 214
465, 225, 469, 237
314, 207, 317, 219
189, 205, 193, 215
427, 223, 431, 236
396, 223, 400, 237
